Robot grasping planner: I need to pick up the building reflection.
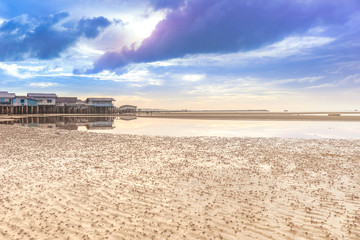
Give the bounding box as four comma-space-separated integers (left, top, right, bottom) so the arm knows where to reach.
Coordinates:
0, 116, 137, 130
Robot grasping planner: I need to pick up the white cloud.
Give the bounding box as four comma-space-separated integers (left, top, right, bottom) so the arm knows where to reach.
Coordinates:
0, 63, 24, 78
111, 69, 150, 82
152, 35, 335, 68
73, 43, 105, 58
188, 83, 279, 102
297, 76, 323, 83
246, 36, 334, 58
88, 67, 163, 87
29, 82, 60, 88
148, 61, 177, 67
306, 74, 360, 89
182, 74, 205, 82
0, 62, 45, 79
306, 82, 339, 89
345, 74, 360, 83
188, 77, 269, 97
48, 67, 64, 72
266, 76, 323, 86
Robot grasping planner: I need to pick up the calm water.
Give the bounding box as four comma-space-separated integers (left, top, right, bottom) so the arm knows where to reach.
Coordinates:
1, 116, 360, 139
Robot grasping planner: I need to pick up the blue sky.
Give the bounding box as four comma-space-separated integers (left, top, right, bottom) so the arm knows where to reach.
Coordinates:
0, 0, 360, 110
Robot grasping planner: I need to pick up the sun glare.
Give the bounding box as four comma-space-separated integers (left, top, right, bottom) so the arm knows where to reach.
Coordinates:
125, 11, 165, 44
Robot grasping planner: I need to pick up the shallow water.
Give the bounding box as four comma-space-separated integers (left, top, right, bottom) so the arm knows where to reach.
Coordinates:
2, 115, 360, 139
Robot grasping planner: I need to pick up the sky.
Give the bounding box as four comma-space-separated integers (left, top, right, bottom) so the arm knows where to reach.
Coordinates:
0, 0, 360, 111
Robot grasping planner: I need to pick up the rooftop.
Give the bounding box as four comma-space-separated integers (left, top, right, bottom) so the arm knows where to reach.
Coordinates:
27, 93, 58, 98
57, 97, 78, 103
86, 98, 115, 102
120, 105, 137, 108
0, 91, 16, 98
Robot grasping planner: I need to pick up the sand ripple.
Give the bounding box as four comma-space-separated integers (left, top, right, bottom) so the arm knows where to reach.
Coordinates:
0, 125, 359, 239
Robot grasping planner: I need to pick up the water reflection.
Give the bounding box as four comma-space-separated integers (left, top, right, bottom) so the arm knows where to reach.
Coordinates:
0, 116, 116, 130
109, 118, 360, 139
1, 116, 360, 139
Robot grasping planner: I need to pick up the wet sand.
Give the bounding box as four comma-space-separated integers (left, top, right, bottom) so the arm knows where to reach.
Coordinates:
0, 125, 359, 239
137, 111, 360, 121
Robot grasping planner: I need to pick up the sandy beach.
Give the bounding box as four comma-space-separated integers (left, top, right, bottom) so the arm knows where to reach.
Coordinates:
0, 125, 359, 239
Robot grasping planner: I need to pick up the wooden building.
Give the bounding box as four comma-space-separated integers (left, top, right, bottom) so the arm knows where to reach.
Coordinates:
0, 91, 15, 104
57, 97, 78, 106
12, 96, 38, 114
119, 105, 137, 115
56, 97, 82, 114
86, 98, 116, 114
0, 91, 15, 114
86, 98, 115, 106
13, 96, 38, 106
27, 93, 58, 114
1, 90, 118, 115
27, 93, 57, 105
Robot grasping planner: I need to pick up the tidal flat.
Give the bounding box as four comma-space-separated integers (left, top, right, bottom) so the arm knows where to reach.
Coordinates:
0, 125, 359, 239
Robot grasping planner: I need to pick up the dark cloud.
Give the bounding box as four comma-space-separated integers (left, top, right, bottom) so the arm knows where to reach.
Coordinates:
78, 17, 112, 39
149, 0, 185, 10
86, 0, 360, 73
0, 12, 111, 61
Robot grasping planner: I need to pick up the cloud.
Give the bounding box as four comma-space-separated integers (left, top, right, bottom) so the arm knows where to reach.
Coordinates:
129, 35, 334, 71
104, 68, 163, 87
245, 36, 334, 59
163, 35, 334, 68
182, 74, 205, 82
77, 16, 112, 39
75, 67, 163, 88
85, 0, 360, 73
149, 0, 185, 10
305, 74, 359, 89
0, 62, 45, 78
306, 82, 340, 89
266, 76, 323, 86
348, 74, 360, 83
0, 12, 111, 61
29, 82, 60, 88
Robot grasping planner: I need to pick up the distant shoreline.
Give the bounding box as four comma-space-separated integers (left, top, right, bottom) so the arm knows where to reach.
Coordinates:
137, 111, 360, 121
